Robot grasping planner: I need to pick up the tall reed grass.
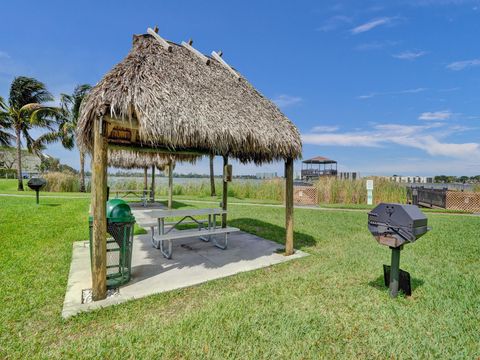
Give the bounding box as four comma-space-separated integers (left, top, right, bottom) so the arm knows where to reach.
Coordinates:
111, 178, 285, 202
110, 177, 406, 204
43, 172, 80, 192
315, 177, 406, 204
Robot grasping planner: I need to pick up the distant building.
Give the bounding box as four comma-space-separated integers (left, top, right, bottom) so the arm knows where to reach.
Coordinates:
256, 172, 278, 179
0, 146, 42, 178
389, 175, 433, 184
337, 172, 360, 180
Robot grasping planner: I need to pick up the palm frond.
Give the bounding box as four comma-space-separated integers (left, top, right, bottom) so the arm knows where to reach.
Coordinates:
60, 84, 92, 127
0, 130, 13, 146
22, 128, 35, 152
29, 106, 60, 129
0, 97, 13, 145
0, 96, 7, 110
9, 76, 53, 109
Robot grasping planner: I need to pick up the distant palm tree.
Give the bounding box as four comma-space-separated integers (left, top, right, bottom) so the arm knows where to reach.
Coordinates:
58, 84, 92, 192
0, 77, 59, 190
0, 96, 14, 146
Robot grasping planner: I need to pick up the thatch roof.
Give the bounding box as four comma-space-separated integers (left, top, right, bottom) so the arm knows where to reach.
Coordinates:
77, 31, 302, 164
108, 149, 196, 170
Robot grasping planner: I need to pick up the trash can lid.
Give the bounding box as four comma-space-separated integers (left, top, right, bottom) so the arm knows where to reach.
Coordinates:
106, 199, 135, 222
88, 199, 135, 223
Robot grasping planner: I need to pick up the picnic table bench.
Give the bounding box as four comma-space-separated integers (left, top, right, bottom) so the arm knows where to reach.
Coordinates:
138, 208, 239, 259
110, 189, 152, 207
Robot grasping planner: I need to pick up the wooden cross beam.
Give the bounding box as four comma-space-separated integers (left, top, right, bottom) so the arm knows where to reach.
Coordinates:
147, 27, 172, 52
211, 51, 240, 80
181, 40, 210, 65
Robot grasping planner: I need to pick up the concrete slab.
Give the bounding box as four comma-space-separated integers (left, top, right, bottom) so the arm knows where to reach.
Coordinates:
62, 231, 308, 318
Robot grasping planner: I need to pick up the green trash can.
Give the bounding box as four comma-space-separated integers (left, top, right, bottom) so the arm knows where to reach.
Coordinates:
89, 199, 136, 288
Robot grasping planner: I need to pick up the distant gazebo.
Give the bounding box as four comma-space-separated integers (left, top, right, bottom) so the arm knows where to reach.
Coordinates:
301, 156, 337, 181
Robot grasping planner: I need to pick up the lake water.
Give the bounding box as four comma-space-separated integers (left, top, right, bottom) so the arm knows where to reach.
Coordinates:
86, 176, 267, 188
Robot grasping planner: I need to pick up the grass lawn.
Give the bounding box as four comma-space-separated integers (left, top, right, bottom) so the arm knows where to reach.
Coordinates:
0, 188, 479, 358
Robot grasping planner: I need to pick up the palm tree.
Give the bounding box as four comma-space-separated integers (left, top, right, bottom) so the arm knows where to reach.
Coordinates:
58, 84, 92, 192
0, 77, 59, 190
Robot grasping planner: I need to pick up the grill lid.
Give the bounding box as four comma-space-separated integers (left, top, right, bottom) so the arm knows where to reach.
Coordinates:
368, 203, 429, 247
27, 178, 47, 190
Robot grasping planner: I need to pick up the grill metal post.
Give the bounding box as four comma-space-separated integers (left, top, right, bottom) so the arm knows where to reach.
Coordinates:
35, 190, 39, 205
389, 247, 401, 298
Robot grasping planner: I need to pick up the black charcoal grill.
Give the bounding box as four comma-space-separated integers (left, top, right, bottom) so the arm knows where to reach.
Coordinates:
368, 203, 430, 297
27, 178, 47, 204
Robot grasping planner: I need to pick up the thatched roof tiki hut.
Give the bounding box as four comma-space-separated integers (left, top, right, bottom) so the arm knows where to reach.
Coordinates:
77, 28, 302, 301
109, 150, 167, 202
108, 149, 197, 205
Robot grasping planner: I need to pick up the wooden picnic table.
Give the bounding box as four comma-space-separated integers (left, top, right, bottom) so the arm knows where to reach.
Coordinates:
141, 208, 238, 258
110, 189, 152, 207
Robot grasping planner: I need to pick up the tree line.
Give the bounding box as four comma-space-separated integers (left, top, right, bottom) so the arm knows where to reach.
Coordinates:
434, 175, 480, 183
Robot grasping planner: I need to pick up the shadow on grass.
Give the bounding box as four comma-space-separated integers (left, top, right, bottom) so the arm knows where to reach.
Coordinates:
368, 274, 425, 294
229, 218, 317, 248
149, 200, 192, 209
171, 200, 191, 209
40, 203, 61, 207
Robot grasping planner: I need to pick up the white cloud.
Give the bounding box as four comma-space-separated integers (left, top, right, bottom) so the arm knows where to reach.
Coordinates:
316, 15, 352, 32
272, 95, 303, 108
398, 87, 427, 94
392, 50, 428, 60
359, 158, 480, 176
357, 93, 376, 99
355, 40, 399, 51
303, 133, 382, 147
351, 17, 393, 34
418, 110, 452, 120
446, 58, 480, 70
406, 0, 477, 6
357, 87, 427, 99
438, 87, 460, 92
302, 122, 479, 159
311, 125, 339, 133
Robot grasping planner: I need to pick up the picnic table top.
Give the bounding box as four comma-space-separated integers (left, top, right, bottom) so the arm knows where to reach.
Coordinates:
110, 189, 151, 194
145, 208, 227, 218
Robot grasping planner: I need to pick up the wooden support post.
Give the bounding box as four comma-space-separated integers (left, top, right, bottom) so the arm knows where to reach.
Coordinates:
151, 165, 155, 202
285, 158, 294, 256
143, 167, 148, 191
91, 117, 108, 301
209, 154, 216, 196
222, 155, 228, 228
168, 161, 173, 209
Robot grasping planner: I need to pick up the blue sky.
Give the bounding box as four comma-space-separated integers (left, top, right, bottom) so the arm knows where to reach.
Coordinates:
1, 0, 479, 176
